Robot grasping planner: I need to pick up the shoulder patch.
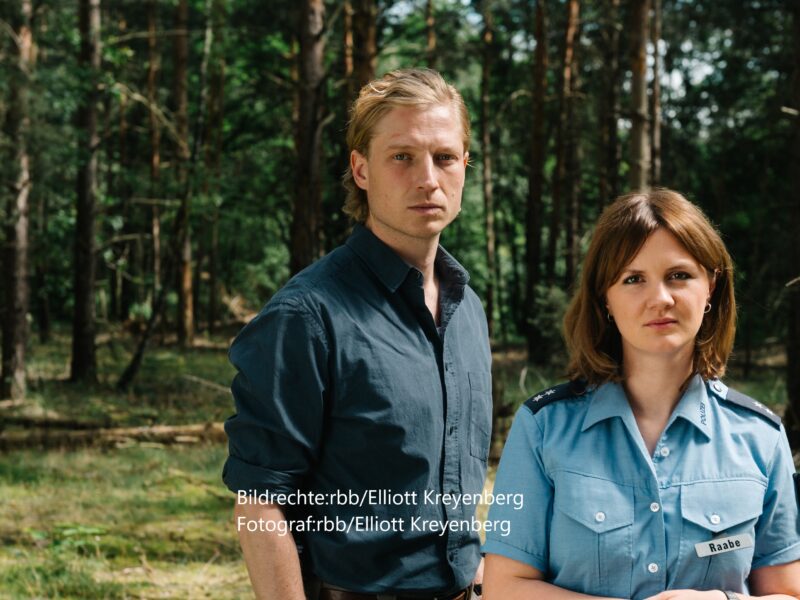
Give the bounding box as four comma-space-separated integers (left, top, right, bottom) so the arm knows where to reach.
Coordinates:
524, 380, 588, 415
710, 383, 781, 428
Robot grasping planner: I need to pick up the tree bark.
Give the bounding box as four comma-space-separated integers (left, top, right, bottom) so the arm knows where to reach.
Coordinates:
650, 0, 662, 186
547, 0, 579, 284
628, 0, 650, 191
426, 0, 437, 69
71, 0, 101, 383
147, 0, 162, 300
174, 0, 194, 346
2, 0, 34, 400
352, 0, 376, 95
480, 0, 496, 340
785, 0, 800, 450
525, 0, 548, 360
599, 0, 621, 203
289, 0, 325, 275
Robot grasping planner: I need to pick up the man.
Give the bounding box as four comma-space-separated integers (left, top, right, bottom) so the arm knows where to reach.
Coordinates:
223, 68, 492, 600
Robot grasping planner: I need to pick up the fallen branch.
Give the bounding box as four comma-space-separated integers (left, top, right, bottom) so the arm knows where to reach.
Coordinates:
0, 422, 226, 452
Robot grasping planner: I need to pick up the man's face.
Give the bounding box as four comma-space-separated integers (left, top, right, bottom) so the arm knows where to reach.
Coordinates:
351, 104, 468, 247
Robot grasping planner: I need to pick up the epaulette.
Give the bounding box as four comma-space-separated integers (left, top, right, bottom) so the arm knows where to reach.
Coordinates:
707, 379, 781, 429
524, 380, 588, 415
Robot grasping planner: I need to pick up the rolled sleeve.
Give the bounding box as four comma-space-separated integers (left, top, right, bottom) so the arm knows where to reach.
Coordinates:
751, 424, 800, 569
222, 298, 329, 497
482, 406, 551, 573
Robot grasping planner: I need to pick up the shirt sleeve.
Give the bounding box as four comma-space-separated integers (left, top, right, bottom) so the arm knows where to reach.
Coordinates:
482, 405, 552, 573
221, 297, 329, 498
751, 424, 800, 569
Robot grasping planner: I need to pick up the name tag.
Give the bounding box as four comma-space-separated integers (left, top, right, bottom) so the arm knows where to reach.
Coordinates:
695, 534, 754, 557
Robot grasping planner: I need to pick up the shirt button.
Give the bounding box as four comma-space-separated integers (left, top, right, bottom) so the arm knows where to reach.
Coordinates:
595, 511, 606, 522
710, 514, 721, 525
648, 562, 659, 574
650, 502, 660, 513
659, 446, 670, 457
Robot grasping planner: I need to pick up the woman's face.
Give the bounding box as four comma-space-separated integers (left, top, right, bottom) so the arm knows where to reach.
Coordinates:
605, 228, 715, 365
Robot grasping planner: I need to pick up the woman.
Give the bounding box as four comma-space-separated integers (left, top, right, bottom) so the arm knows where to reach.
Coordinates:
482, 190, 800, 600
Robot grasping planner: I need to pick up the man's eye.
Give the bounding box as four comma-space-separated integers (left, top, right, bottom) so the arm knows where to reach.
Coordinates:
622, 275, 642, 284
393, 153, 410, 161
436, 154, 456, 162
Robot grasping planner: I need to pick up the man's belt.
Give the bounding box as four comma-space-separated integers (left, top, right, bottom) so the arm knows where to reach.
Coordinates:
318, 585, 471, 600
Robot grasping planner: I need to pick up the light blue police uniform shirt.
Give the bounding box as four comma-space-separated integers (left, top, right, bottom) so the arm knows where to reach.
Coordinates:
483, 375, 800, 599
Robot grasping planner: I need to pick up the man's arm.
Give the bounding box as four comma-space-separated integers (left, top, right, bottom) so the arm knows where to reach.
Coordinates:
235, 501, 305, 600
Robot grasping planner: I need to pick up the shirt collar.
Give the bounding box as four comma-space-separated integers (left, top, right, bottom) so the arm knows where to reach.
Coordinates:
345, 223, 469, 293
581, 374, 713, 440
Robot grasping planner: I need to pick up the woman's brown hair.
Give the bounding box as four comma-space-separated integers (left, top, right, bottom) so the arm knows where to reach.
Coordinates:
563, 189, 736, 385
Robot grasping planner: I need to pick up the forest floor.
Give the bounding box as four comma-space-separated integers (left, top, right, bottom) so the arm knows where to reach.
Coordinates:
0, 327, 790, 598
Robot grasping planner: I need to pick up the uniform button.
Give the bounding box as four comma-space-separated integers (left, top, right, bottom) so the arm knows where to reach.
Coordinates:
713, 381, 723, 392
659, 446, 670, 457
595, 511, 606, 523
710, 514, 721, 525
650, 502, 660, 513
647, 562, 659, 574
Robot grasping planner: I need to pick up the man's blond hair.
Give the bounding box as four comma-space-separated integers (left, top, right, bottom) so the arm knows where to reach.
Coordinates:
342, 68, 471, 223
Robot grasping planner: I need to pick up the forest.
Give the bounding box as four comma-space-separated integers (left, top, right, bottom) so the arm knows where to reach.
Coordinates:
1, 0, 799, 597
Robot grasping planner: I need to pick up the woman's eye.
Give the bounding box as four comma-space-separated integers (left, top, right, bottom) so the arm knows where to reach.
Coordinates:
622, 275, 642, 284
669, 271, 692, 280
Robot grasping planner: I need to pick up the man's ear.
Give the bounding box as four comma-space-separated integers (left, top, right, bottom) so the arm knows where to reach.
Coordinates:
463, 151, 469, 169
351, 150, 368, 191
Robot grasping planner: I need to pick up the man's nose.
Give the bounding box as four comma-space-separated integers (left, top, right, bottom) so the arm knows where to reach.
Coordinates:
416, 155, 438, 193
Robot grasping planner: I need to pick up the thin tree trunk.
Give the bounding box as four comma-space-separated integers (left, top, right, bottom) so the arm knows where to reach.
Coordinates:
426, 0, 436, 69
628, 0, 650, 191
525, 0, 547, 360
289, 0, 325, 275
650, 0, 662, 185
548, 0, 579, 284
480, 0, 496, 340
71, 0, 101, 383
785, 0, 800, 450
353, 0, 376, 93
2, 0, 34, 400
34, 193, 51, 343
206, 0, 226, 335
174, 0, 194, 346
565, 17, 582, 290
599, 0, 621, 203
147, 0, 161, 301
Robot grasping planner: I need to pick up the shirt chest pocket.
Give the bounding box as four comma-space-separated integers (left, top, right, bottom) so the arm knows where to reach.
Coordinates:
551, 472, 634, 598
679, 480, 765, 586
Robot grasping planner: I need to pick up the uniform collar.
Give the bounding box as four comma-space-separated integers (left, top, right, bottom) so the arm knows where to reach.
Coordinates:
581, 374, 713, 441
345, 223, 469, 293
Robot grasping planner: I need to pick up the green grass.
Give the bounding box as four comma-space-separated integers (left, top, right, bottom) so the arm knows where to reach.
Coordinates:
0, 444, 249, 599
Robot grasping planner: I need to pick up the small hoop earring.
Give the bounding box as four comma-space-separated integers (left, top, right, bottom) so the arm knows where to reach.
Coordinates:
704, 301, 712, 314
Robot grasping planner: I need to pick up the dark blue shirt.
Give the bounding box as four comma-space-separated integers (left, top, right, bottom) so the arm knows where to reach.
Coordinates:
223, 224, 492, 594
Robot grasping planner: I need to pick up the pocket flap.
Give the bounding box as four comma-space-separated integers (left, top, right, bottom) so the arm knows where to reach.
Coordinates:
681, 480, 764, 533
555, 471, 634, 533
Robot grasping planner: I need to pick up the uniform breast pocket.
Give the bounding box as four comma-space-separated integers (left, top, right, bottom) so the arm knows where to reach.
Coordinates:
679, 480, 765, 587
551, 472, 634, 598
468, 371, 492, 461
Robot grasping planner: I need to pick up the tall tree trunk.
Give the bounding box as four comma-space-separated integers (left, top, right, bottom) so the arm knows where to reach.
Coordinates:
2, 0, 34, 400
206, 0, 226, 335
650, 0, 662, 185
174, 0, 194, 346
289, 0, 325, 275
147, 0, 162, 301
547, 0, 579, 284
564, 18, 582, 290
71, 0, 101, 383
525, 0, 548, 360
599, 0, 621, 203
628, 0, 650, 191
426, 0, 437, 69
785, 0, 800, 450
352, 0, 377, 94
480, 0, 496, 340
